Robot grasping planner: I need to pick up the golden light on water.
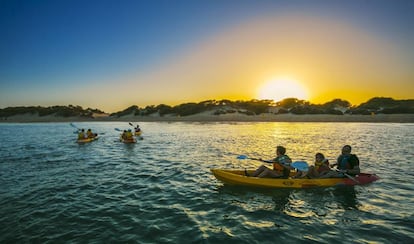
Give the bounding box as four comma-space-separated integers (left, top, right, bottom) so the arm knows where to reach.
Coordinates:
256, 78, 309, 102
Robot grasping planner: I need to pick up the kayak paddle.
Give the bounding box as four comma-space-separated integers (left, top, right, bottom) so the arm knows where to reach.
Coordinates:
237, 155, 309, 171
70, 123, 81, 134
237, 155, 272, 163
335, 169, 359, 183
129, 122, 140, 128
291, 161, 309, 172
70, 123, 80, 131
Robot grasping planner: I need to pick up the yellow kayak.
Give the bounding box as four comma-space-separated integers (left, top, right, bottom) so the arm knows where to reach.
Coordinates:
120, 137, 137, 144
135, 131, 142, 136
77, 136, 99, 143
211, 169, 379, 189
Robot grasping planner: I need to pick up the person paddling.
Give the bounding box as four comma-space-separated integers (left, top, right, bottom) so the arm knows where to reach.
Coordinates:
125, 129, 134, 140
78, 129, 86, 140
320, 145, 360, 178
134, 125, 141, 134
86, 128, 97, 138
121, 130, 127, 140
248, 146, 292, 178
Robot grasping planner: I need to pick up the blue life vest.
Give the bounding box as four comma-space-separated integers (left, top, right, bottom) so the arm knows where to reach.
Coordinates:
339, 155, 350, 170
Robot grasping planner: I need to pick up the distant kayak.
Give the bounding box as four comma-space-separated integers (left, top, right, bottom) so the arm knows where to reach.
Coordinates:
211, 169, 379, 189
77, 136, 99, 144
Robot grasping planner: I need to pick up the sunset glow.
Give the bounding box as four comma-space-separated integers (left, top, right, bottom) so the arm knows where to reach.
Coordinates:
257, 78, 309, 102
1, 1, 413, 112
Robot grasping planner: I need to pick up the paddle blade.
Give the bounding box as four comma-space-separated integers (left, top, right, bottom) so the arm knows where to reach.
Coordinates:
292, 161, 309, 172
237, 155, 249, 159
114, 128, 122, 132
70, 123, 78, 129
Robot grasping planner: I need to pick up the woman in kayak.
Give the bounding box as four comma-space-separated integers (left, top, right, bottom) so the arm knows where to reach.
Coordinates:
249, 146, 292, 178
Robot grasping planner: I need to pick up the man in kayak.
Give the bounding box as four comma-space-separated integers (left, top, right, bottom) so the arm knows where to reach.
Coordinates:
249, 146, 292, 178
321, 145, 360, 178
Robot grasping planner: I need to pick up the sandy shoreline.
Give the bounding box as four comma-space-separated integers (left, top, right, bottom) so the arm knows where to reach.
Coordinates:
1, 113, 414, 123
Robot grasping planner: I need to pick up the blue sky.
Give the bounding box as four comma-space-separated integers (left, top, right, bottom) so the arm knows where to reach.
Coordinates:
1, 0, 413, 112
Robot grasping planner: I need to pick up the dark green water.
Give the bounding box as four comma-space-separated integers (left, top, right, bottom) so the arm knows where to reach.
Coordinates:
0, 122, 413, 243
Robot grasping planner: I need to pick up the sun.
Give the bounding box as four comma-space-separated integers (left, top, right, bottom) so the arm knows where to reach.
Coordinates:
257, 78, 309, 102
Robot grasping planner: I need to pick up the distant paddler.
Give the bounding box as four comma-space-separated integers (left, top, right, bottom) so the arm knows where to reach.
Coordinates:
86, 128, 98, 138
126, 129, 133, 140
129, 122, 142, 136
78, 129, 87, 140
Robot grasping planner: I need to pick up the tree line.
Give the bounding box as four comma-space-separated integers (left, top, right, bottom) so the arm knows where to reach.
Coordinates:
1, 97, 413, 118
110, 97, 414, 117
0, 105, 105, 118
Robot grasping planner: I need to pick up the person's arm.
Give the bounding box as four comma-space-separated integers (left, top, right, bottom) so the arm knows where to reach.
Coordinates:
258, 158, 274, 163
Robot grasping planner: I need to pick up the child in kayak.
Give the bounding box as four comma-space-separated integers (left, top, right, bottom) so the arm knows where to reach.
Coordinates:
294, 153, 330, 178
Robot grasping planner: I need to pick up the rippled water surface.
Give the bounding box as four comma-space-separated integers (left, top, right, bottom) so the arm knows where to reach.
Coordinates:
1, 122, 413, 243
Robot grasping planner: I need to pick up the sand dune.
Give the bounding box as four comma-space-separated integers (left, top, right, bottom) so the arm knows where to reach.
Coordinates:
2, 112, 413, 123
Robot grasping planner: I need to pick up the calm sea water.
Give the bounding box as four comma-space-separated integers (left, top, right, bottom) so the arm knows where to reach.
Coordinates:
0, 122, 413, 243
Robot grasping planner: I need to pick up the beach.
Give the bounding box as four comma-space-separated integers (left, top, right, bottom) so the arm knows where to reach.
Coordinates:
1, 112, 414, 123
